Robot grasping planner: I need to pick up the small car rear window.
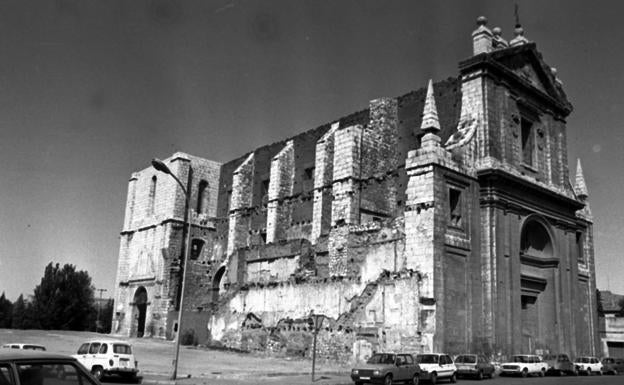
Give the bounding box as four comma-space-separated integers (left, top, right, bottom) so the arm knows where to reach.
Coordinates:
455, 355, 477, 364
416, 354, 439, 364
113, 344, 132, 354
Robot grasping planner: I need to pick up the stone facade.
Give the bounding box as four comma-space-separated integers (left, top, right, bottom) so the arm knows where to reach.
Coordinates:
112, 17, 599, 361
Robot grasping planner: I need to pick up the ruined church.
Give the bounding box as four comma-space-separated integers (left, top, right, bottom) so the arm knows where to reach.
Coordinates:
112, 17, 599, 360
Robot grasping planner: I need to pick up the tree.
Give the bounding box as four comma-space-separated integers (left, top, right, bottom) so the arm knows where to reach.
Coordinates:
30, 263, 95, 330
11, 294, 26, 329
0, 292, 12, 328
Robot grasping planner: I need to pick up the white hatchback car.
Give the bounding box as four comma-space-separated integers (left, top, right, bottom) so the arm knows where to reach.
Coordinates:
414, 353, 457, 384
500, 354, 546, 377
72, 340, 139, 382
573, 356, 603, 375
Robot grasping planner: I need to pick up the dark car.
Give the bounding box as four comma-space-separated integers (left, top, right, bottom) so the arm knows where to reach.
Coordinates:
0, 349, 101, 385
543, 353, 578, 376
351, 353, 420, 385
454, 354, 495, 380
601, 357, 624, 375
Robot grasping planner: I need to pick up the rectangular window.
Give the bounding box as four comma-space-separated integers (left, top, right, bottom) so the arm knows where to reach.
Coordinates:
576, 232, 585, 264
521, 118, 534, 166
449, 188, 462, 228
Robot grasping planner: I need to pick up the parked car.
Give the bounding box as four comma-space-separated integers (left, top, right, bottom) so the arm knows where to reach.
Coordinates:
0, 349, 100, 385
414, 353, 456, 384
500, 354, 546, 377
573, 356, 603, 375
351, 353, 420, 385
72, 340, 140, 382
454, 354, 495, 379
351, 352, 420, 385
1, 344, 46, 351
601, 357, 624, 375
542, 353, 578, 376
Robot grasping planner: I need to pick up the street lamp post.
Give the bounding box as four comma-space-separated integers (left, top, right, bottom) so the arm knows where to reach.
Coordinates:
95, 288, 108, 333
151, 158, 192, 381
310, 311, 324, 382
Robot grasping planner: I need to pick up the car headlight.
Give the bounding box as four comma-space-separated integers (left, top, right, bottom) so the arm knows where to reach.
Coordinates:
373, 370, 381, 376
352, 369, 359, 375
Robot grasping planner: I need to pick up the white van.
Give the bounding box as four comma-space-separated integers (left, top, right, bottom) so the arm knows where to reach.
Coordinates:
72, 340, 139, 381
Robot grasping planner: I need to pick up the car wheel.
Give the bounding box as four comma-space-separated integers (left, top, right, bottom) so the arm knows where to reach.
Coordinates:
91, 366, 103, 380
539, 369, 545, 377
411, 373, 419, 385
477, 370, 484, 380
430, 372, 437, 385
521, 368, 528, 378
355, 382, 362, 385
450, 373, 457, 383
384, 374, 393, 385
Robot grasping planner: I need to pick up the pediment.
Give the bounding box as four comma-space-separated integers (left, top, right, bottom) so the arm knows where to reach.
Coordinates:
490, 44, 571, 110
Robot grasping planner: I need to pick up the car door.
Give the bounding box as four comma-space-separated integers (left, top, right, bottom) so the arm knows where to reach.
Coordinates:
438, 355, 449, 377
76, 343, 91, 370
88, 342, 104, 370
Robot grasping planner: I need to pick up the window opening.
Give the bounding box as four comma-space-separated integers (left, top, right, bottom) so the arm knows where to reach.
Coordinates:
196, 180, 209, 214
149, 176, 157, 215
521, 118, 534, 166
449, 188, 462, 228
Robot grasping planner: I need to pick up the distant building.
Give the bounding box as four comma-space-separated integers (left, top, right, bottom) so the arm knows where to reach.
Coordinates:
112, 17, 599, 360
599, 291, 624, 358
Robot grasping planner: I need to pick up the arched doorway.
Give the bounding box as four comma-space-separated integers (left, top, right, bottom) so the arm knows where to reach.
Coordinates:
519, 218, 557, 353
133, 287, 148, 338
212, 267, 226, 303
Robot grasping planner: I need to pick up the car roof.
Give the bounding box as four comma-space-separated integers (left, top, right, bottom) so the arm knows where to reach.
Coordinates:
81, 340, 131, 345
2, 343, 46, 347
0, 350, 75, 361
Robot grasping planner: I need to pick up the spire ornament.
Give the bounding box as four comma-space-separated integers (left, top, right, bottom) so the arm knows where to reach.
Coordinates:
421, 79, 440, 133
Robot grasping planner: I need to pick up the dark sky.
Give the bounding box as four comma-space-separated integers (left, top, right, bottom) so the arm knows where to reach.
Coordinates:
1, 0, 623, 300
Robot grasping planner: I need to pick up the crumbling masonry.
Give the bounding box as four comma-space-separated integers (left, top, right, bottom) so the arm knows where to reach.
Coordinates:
112, 17, 599, 361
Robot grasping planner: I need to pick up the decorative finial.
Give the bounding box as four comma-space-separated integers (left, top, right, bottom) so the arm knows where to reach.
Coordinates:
575, 159, 589, 199
421, 79, 440, 133
477, 16, 488, 27
510, 5, 529, 47
492, 27, 502, 37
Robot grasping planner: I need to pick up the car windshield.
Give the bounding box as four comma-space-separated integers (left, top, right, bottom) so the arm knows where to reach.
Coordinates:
512, 356, 529, 363
113, 344, 132, 354
577, 357, 590, 363
366, 354, 395, 365
455, 355, 476, 364
416, 354, 439, 364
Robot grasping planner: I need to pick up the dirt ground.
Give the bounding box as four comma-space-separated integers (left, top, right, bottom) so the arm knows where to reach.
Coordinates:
0, 329, 351, 384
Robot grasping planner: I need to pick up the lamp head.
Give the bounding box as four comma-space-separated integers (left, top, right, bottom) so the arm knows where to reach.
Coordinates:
151, 158, 171, 174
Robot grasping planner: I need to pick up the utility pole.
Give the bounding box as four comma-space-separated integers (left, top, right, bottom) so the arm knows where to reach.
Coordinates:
96, 288, 108, 332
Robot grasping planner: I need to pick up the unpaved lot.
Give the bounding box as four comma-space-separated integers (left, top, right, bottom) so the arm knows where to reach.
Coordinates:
0, 329, 350, 382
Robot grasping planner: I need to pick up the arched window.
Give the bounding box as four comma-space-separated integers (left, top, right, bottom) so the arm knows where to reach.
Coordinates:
149, 176, 157, 215
520, 220, 553, 259
196, 180, 209, 214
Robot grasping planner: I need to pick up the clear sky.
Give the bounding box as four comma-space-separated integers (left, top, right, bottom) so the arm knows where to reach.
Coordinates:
0, 0, 623, 301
